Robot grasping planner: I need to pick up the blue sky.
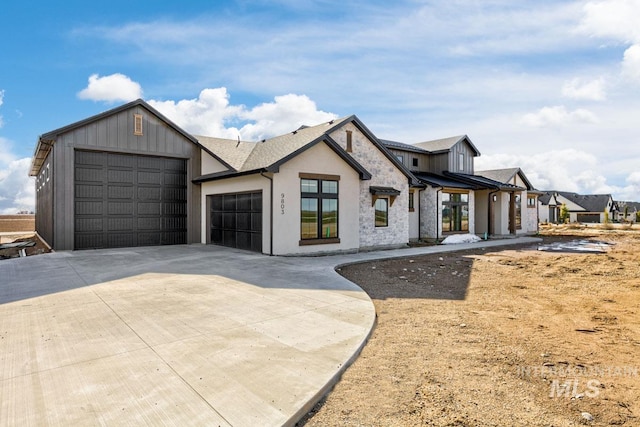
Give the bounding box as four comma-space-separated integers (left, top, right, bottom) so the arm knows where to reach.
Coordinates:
1, 0, 639, 213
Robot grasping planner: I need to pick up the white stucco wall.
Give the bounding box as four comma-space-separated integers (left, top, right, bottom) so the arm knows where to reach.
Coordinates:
201, 151, 229, 175
330, 123, 409, 249
272, 142, 361, 255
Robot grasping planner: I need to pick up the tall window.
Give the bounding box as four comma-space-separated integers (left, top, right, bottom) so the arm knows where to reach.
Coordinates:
458, 153, 464, 171
301, 178, 338, 241
409, 190, 415, 212
442, 192, 469, 232
375, 198, 388, 227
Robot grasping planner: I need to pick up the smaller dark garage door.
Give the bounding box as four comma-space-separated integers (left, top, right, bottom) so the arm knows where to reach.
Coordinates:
577, 213, 601, 223
210, 192, 262, 252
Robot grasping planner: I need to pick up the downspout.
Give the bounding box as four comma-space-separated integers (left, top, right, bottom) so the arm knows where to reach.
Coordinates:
435, 187, 443, 242
260, 172, 274, 256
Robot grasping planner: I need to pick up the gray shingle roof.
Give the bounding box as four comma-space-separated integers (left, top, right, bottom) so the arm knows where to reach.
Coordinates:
476, 168, 535, 190
556, 192, 612, 212
195, 116, 352, 173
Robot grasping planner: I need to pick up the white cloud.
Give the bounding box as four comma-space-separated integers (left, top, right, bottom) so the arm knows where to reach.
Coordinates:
578, 0, 640, 43
0, 138, 34, 214
149, 88, 337, 141
239, 94, 337, 140
621, 44, 640, 82
476, 149, 640, 201
561, 77, 606, 100
520, 106, 598, 128
77, 73, 143, 103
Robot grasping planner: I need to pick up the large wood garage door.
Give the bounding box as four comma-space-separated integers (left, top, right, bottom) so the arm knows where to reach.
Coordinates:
210, 192, 262, 252
577, 213, 601, 223
74, 151, 187, 249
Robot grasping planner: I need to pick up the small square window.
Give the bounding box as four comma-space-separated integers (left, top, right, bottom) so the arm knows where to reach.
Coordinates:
396, 154, 404, 164
412, 157, 418, 167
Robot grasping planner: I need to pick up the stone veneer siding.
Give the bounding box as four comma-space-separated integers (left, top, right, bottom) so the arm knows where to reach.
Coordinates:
330, 123, 409, 249
420, 187, 475, 240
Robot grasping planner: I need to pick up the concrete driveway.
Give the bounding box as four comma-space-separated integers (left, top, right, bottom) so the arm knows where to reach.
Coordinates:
0, 244, 375, 427
0, 237, 540, 426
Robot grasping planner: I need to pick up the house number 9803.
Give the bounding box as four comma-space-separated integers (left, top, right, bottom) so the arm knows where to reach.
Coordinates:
281, 193, 285, 214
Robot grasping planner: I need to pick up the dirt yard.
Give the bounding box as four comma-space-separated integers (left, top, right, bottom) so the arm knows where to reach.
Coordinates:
301, 227, 640, 426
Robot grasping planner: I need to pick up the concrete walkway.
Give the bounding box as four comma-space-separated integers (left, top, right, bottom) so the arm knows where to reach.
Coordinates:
0, 237, 540, 426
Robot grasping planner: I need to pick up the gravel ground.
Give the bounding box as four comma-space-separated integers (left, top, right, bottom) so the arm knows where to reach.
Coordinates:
300, 228, 640, 426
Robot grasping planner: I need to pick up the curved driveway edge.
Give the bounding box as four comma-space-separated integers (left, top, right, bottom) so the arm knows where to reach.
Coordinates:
0, 237, 540, 426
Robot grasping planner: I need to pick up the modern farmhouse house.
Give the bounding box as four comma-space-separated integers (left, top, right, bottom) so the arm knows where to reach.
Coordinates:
30, 99, 538, 255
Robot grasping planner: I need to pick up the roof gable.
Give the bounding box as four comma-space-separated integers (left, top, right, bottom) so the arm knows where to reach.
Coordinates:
30, 98, 217, 175
194, 115, 418, 185
476, 167, 535, 190
413, 135, 480, 156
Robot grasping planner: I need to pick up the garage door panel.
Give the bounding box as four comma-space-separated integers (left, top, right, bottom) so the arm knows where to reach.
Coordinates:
76, 184, 103, 199
107, 218, 135, 231
76, 201, 104, 215
107, 233, 136, 248
108, 169, 134, 183
75, 151, 186, 249
108, 202, 133, 215
76, 167, 105, 183
75, 234, 104, 249
107, 185, 134, 199
138, 156, 164, 170
75, 218, 103, 232
108, 153, 136, 168
138, 202, 161, 215
138, 217, 161, 230
139, 187, 161, 200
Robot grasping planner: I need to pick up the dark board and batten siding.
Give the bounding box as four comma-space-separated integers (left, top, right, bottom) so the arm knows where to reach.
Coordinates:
48, 104, 201, 250
35, 155, 54, 245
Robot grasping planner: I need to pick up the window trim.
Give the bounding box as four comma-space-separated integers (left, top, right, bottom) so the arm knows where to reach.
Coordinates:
441, 191, 469, 233
133, 114, 143, 136
409, 190, 415, 212
527, 195, 537, 208
299, 176, 340, 245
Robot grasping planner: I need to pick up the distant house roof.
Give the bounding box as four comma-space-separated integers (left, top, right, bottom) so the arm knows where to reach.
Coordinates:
617, 201, 640, 211
30, 98, 207, 176
556, 192, 613, 213
413, 135, 481, 156
476, 167, 535, 191
538, 192, 555, 205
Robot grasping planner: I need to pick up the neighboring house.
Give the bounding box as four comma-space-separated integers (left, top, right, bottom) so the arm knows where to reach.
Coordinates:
614, 201, 640, 223
30, 99, 538, 254
383, 138, 539, 239
539, 191, 616, 223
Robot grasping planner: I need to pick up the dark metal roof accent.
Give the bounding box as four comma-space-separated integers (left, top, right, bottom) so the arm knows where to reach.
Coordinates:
412, 172, 475, 189
380, 139, 430, 154
443, 172, 525, 191
369, 186, 402, 196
